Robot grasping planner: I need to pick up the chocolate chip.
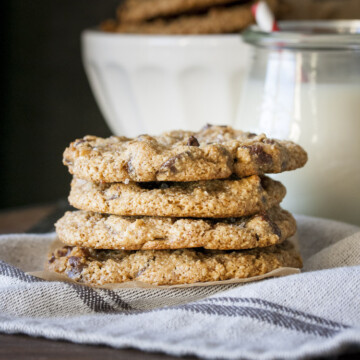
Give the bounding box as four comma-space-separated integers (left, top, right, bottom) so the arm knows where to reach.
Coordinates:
68, 256, 81, 267
160, 157, 177, 173
66, 256, 85, 279
187, 136, 200, 147
263, 138, 276, 145
48, 254, 55, 264
55, 249, 66, 257
56, 246, 73, 257
248, 133, 257, 138
258, 213, 281, 238
243, 145, 273, 165
157, 151, 194, 175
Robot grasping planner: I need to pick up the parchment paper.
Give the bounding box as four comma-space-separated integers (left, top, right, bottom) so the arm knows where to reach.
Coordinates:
28, 236, 301, 289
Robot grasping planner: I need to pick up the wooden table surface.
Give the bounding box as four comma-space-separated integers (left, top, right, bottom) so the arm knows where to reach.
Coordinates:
0, 203, 359, 360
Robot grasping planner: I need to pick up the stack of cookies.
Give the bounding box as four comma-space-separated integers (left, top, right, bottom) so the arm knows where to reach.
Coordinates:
101, 0, 278, 34
48, 125, 307, 286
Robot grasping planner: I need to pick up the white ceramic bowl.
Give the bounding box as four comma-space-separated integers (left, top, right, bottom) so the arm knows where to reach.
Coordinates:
81, 30, 251, 137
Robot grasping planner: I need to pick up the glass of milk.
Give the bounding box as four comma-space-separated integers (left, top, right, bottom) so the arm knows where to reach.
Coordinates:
237, 21, 360, 225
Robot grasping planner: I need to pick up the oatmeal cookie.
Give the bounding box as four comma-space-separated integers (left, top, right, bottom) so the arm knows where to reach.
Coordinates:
68, 175, 286, 218
47, 240, 302, 285
55, 206, 295, 250
117, 0, 243, 23
101, 0, 278, 35
63, 125, 307, 183
111, 3, 254, 34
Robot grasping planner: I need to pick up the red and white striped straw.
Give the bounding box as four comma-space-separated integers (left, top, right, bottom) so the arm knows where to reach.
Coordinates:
251, 1, 279, 32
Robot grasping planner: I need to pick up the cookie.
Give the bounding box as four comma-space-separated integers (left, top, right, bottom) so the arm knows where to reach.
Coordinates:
63, 125, 307, 183
117, 0, 242, 23
102, 0, 278, 35
69, 175, 286, 218
55, 206, 295, 250
47, 240, 302, 286
104, 3, 253, 35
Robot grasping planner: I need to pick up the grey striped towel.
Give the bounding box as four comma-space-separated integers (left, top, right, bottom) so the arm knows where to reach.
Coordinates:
0, 214, 359, 359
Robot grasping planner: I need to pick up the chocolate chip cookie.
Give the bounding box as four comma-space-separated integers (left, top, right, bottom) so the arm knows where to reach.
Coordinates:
47, 240, 302, 286
117, 0, 243, 23
55, 206, 295, 250
63, 125, 307, 183
102, 0, 278, 35
106, 4, 254, 35
69, 175, 286, 218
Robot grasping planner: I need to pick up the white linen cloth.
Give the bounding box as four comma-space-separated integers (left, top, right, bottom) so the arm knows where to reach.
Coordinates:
0, 215, 359, 359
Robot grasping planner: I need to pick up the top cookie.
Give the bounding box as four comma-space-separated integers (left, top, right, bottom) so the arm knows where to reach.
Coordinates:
117, 0, 242, 23
108, 3, 254, 35
102, 0, 278, 35
63, 125, 307, 183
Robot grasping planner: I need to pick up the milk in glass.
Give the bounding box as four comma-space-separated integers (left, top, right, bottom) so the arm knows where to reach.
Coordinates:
238, 21, 360, 225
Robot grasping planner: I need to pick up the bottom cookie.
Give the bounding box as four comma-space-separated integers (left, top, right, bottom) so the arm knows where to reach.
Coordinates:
47, 240, 302, 286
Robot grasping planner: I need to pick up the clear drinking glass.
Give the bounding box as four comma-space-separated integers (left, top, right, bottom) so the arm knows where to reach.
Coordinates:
237, 21, 360, 225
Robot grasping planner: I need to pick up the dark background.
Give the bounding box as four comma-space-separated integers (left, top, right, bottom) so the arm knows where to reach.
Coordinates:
0, 0, 121, 209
